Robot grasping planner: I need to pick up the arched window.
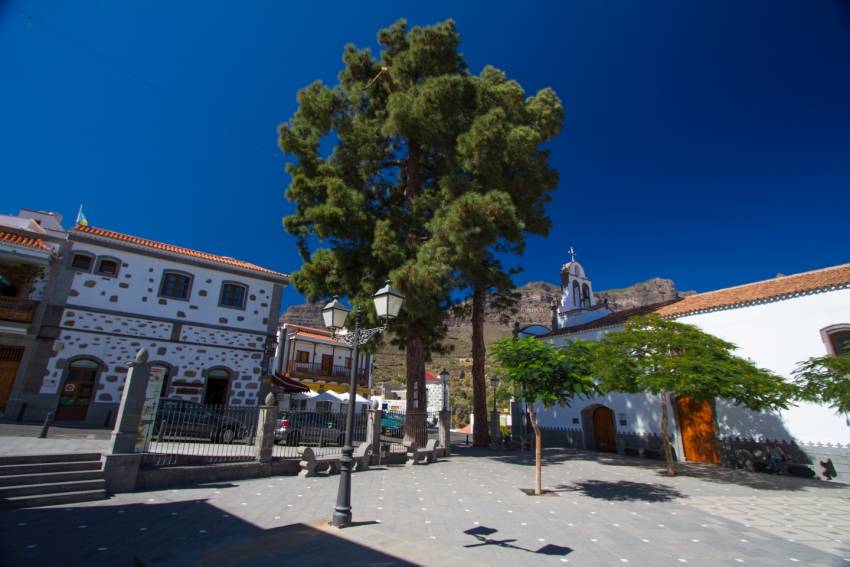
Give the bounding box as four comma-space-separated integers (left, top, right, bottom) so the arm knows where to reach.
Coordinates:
70, 252, 94, 272
822, 325, 850, 356
203, 368, 231, 406
95, 257, 120, 277
55, 358, 101, 421
219, 282, 248, 309
159, 271, 193, 300
572, 281, 580, 307
581, 283, 591, 308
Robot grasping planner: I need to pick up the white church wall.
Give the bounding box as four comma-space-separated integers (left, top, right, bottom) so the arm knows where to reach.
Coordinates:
676, 288, 850, 445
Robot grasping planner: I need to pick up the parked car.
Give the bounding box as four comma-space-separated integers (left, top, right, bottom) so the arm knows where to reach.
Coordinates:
153, 398, 249, 444
275, 411, 345, 447
380, 411, 404, 439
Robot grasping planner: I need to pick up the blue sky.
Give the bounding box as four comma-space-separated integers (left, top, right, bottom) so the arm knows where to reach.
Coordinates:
2, 1, 848, 311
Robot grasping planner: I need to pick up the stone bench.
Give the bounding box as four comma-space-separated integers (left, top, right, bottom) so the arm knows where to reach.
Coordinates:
353, 443, 372, 472
406, 438, 439, 465
297, 447, 339, 478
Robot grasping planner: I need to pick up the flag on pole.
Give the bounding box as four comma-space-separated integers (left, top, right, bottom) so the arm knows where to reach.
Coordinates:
75, 205, 89, 227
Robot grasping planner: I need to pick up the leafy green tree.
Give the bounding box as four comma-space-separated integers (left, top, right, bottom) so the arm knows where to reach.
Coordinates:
279, 19, 479, 440
491, 337, 596, 495
424, 66, 563, 446
592, 315, 797, 475
793, 345, 850, 414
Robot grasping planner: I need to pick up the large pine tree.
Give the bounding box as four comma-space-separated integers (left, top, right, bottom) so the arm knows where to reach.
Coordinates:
279, 20, 476, 440
279, 20, 562, 444
423, 66, 563, 445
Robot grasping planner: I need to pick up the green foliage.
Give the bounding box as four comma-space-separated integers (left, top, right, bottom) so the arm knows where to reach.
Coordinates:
491, 337, 596, 407
592, 315, 796, 411
279, 19, 473, 351
793, 348, 850, 414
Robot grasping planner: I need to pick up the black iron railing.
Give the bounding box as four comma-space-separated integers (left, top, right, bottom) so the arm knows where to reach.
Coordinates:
286, 360, 368, 386
143, 403, 260, 467
271, 409, 369, 459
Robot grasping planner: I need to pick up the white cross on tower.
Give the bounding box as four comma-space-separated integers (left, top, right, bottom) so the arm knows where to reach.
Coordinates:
568, 246, 576, 263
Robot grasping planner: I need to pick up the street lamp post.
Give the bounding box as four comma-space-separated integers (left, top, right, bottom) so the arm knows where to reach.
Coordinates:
489, 375, 501, 449
322, 281, 404, 528
438, 369, 450, 457
439, 369, 449, 412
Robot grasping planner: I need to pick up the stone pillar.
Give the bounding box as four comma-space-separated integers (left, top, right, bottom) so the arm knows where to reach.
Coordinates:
366, 400, 382, 461
255, 392, 278, 464
110, 348, 151, 454
438, 410, 451, 457
490, 410, 501, 450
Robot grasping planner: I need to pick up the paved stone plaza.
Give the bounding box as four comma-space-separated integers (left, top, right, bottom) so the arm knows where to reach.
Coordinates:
1, 446, 848, 566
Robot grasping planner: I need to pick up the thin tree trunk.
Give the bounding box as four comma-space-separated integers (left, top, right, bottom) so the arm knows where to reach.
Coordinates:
471, 284, 490, 447
404, 334, 427, 446
529, 406, 543, 495
660, 389, 676, 476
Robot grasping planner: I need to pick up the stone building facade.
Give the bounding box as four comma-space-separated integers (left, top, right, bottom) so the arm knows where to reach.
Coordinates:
4, 223, 288, 427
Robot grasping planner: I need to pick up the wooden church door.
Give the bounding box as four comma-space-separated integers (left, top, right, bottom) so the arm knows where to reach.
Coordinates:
675, 397, 720, 464
592, 406, 617, 453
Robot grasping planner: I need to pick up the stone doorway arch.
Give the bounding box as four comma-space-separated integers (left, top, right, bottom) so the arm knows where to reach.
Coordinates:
580, 404, 617, 453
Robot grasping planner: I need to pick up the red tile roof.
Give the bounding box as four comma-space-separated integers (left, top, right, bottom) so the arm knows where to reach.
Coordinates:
71, 225, 288, 281
0, 231, 54, 252
656, 263, 850, 317
543, 299, 681, 337
292, 330, 349, 344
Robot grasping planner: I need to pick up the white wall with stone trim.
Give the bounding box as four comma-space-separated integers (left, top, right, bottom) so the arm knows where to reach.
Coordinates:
61, 309, 173, 340
66, 241, 276, 332
42, 328, 264, 406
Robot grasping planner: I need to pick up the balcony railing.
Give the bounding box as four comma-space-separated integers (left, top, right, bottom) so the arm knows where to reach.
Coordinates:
0, 296, 37, 324
286, 360, 368, 387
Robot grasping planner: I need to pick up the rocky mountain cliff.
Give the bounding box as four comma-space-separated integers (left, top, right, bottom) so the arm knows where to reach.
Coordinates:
282, 277, 688, 383
282, 277, 688, 426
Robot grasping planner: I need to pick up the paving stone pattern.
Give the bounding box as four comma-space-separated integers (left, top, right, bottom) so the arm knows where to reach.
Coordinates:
1, 447, 848, 566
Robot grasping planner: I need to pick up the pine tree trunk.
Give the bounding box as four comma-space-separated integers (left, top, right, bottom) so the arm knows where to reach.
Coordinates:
660, 389, 676, 476
404, 334, 427, 447
471, 284, 490, 447
529, 406, 543, 495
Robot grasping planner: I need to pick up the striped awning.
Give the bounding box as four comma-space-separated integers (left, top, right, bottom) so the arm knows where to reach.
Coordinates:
272, 373, 310, 393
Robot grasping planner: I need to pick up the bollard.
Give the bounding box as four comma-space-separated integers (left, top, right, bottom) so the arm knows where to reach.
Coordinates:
37, 411, 53, 439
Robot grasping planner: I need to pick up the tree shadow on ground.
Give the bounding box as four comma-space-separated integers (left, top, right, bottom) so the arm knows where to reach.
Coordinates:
586, 451, 849, 492
463, 526, 572, 558
458, 445, 575, 467
0, 499, 416, 566
553, 479, 686, 502
460, 445, 848, 492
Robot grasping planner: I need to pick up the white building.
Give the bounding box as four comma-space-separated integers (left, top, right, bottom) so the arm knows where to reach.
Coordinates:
275, 322, 372, 401
5, 223, 288, 426
0, 210, 67, 417
532, 253, 850, 476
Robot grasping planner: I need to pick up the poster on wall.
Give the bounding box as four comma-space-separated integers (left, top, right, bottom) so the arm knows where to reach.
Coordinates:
134, 366, 165, 453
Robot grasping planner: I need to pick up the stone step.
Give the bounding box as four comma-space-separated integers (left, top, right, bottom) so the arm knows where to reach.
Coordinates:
0, 489, 106, 509
0, 460, 102, 476
0, 478, 105, 497
0, 469, 104, 487
0, 453, 102, 466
